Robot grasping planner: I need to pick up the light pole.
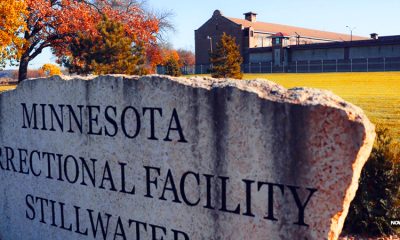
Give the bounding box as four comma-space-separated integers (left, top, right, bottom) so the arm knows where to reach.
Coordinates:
207, 36, 213, 53
294, 31, 300, 45
346, 26, 356, 41
207, 36, 213, 71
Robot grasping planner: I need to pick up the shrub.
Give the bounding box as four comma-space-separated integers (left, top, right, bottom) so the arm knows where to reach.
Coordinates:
343, 127, 400, 237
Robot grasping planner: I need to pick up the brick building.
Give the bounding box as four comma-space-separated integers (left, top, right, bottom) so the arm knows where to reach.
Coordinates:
194, 10, 400, 73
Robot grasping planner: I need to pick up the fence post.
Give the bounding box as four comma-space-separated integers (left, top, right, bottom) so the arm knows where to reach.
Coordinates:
322, 60, 324, 72
259, 62, 262, 73
336, 59, 338, 72
350, 59, 353, 72
200, 65, 203, 74
296, 61, 298, 73
384, 58, 386, 71
270, 62, 273, 73
367, 58, 369, 72
308, 60, 310, 73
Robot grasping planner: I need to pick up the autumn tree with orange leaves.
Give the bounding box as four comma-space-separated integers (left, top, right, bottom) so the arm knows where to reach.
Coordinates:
8, 0, 161, 82
177, 49, 195, 66
0, 0, 27, 68
40, 63, 61, 77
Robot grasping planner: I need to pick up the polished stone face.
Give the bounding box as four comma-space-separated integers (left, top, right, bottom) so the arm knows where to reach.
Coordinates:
0, 75, 375, 240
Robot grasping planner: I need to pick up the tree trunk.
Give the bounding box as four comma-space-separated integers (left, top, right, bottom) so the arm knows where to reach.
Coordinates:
18, 55, 30, 83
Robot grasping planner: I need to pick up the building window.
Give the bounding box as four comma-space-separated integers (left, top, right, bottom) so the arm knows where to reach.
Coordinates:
275, 38, 280, 45
258, 37, 263, 47
266, 38, 272, 47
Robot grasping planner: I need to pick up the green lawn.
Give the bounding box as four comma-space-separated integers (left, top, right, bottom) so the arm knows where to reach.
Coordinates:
243, 72, 400, 140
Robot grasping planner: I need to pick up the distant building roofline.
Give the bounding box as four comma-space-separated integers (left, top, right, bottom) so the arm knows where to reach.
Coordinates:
227, 15, 367, 42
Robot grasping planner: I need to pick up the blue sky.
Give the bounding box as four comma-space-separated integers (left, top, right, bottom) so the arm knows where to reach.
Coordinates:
13, 0, 400, 69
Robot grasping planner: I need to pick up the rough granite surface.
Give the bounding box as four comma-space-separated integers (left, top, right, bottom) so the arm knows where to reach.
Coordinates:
0, 75, 375, 240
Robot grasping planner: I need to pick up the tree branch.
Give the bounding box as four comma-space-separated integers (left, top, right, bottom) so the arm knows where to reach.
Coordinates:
28, 41, 52, 60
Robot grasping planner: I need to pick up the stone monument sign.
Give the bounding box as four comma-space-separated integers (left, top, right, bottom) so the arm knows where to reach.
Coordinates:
0, 75, 375, 239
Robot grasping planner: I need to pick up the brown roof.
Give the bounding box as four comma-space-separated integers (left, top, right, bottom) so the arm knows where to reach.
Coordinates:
228, 17, 367, 41
271, 32, 289, 37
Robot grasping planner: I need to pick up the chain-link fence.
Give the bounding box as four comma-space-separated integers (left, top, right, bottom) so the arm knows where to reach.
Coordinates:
157, 57, 400, 75
283, 57, 400, 73
156, 65, 197, 75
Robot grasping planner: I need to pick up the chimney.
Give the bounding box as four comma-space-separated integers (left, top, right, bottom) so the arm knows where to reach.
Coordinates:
370, 33, 378, 40
244, 12, 257, 22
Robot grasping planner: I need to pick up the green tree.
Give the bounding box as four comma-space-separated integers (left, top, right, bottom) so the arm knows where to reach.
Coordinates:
62, 17, 146, 75
343, 127, 400, 237
210, 33, 243, 79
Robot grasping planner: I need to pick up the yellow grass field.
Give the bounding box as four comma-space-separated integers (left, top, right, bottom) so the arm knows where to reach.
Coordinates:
0, 85, 16, 92
1, 72, 399, 140
243, 72, 400, 141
